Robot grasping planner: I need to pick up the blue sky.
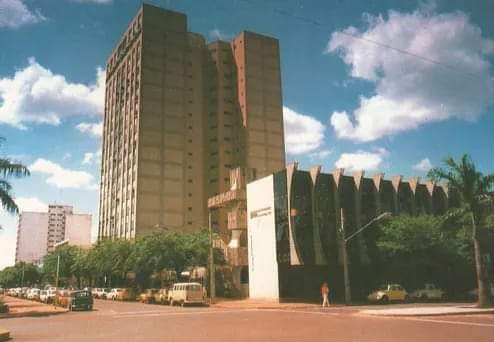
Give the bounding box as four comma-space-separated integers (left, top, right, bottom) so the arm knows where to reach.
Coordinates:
1, 0, 493, 269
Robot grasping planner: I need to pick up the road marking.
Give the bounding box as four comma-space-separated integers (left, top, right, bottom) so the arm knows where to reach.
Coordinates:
113, 309, 258, 318
403, 317, 494, 328
260, 308, 343, 316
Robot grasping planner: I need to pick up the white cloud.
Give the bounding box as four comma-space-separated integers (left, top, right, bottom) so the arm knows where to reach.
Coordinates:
309, 149, 332, 160
327, 8, 494, 142
0, 0, 46, 29
335, 148, 388, 171
209, 28, 232, 41
413, 158, 433, 172
30, 158, 97, 190
76, 121, 102, 138
0, 58, 105, 128
14, 196, 48, 212
82, 148, 101, 165
73, 0, 112, 3
283, 106, 325, 155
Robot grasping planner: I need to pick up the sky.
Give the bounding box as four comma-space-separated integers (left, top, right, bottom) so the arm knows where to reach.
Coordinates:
0, 0, 493, 269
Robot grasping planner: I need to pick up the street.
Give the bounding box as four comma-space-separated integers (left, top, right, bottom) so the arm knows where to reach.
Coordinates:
1, 300, 494, 341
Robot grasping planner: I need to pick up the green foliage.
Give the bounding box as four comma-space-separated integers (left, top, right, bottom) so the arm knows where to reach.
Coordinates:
0, 137, 30, 214
377, 215, 443, 256
428, 154, 494, 306
0, 262, 41, 287
1, 229, 223, 289
375, 214, 478, 294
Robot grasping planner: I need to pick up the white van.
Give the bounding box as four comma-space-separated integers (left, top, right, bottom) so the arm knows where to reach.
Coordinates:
168, 282, 206, 306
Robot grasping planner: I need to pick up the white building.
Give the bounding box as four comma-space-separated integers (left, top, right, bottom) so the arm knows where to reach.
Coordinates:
15, 212, 49, 265
15, 204, 92, 264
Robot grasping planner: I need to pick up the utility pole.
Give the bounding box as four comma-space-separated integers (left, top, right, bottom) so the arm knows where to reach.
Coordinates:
340, 209, 391, 305
340, 208, 351, 304
208, 211, 215, 303
55, 254, 61, 289
20, 263, 25, 288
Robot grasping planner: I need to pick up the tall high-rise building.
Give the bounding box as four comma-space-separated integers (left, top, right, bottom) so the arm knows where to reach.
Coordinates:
98, 4, 285, 241
47, 204, 73, 252
15, 204, 92, 264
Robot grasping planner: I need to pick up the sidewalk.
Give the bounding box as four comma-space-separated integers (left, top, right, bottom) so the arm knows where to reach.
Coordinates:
359, 303, 494, 317
211, 298, 336, 310
211, 298, 494, 317
0, 296, 68, 319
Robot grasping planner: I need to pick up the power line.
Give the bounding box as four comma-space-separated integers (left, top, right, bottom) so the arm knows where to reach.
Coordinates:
236, 0, 494, 84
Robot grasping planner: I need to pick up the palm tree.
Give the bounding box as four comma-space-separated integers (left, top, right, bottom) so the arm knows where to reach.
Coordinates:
0, 137, 30, 214
428, 154, 494, 308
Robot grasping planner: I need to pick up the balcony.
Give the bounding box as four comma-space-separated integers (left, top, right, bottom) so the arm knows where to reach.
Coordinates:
227, 209, 247, 230
207, 189, 246, 208
226, 247, 248, 266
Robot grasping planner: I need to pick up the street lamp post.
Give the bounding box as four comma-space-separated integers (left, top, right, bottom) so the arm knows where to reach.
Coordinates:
339, 209, 391, 305
208, 211, 216, 303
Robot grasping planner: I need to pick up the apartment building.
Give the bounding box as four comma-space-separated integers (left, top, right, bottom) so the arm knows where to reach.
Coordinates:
15, 205, 92, 264
98, 4, 285, 241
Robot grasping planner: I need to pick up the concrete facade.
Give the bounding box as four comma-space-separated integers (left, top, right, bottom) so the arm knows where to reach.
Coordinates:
246, 164, 457, 301
99, 5, 285, 245
15, 205, 92, 264
65, 214, 92, 248
15, 212, 49, 265
47, 204, 73, 252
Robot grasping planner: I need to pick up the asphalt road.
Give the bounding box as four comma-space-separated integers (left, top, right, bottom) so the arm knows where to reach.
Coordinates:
2, 299, 494, 341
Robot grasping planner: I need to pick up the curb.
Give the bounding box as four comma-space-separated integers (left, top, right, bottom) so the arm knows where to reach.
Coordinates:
359, 309, 494, 317
0, 328, 10, 342
212, 305, 320, 310
0, 309, 68, 320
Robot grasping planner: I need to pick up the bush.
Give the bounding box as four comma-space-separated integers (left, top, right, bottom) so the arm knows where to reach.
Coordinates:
0, 298, 9, 313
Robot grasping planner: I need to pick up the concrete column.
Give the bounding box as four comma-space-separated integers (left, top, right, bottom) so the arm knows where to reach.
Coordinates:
442, 184, 449, 211
332, 168, 344, 265
409, 177, 420, 216
426, 180, 435, 215
286, 162, 301, 265
310, 165, 326, 265
391, 175, 402, 215
372, 173, 384, 215
352, 171, 370, 264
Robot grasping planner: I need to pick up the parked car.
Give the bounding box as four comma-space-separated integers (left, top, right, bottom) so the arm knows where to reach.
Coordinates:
106, 288, 121, 300
39, 290, 48, 303
153, 288, 170, 305
56, 290, 72, 307
46, 287, 57, 303
20, 287, 30, 298
367, 284, 409, 304
410, 283, 445, 301
139, 289, 158, 304
468, 283, 494, 300
94, 288, 111, 299
168, 282, 206, 307
27, 288, 41, 301
67, 290, 93, 311
117, 288, 137, 301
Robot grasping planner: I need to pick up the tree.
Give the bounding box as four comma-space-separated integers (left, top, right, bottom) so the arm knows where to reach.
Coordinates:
0, 263, 41, 287
428, 154, 494, 307
0, 137, 30, 214
376, 215, 473, 294
42, 245, 80, 286
87, 239, 133, 287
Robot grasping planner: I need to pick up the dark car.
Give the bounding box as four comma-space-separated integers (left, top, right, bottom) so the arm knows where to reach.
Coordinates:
68, 290, 93, 311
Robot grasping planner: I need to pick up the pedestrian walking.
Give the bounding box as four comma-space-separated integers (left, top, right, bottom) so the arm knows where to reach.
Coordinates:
321, 282, 330, 307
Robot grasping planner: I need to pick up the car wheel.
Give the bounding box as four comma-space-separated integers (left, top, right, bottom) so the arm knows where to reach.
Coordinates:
421, 294, 428, 302
380, 296, 389, 304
